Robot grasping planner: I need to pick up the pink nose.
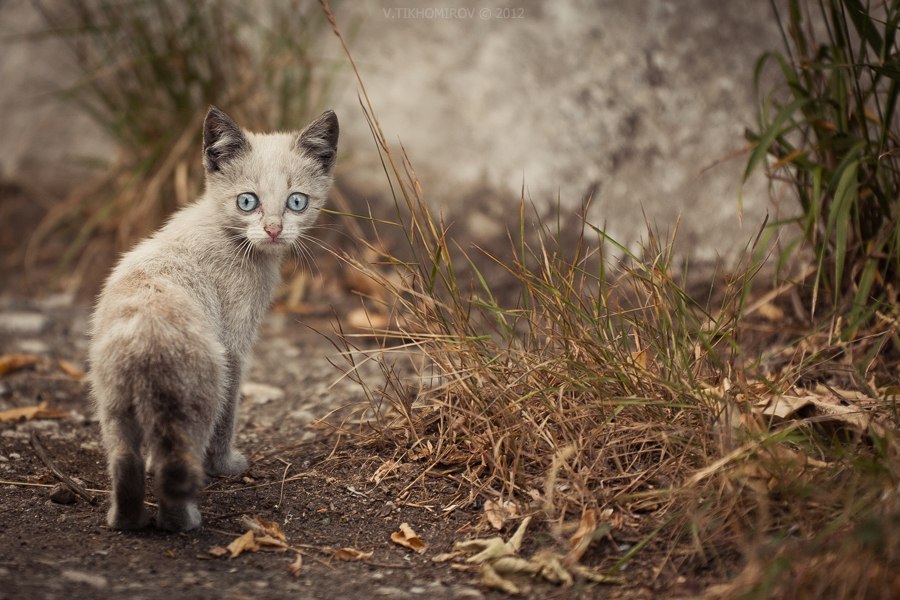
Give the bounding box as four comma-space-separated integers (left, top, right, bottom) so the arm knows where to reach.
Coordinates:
264, 224, 282, 240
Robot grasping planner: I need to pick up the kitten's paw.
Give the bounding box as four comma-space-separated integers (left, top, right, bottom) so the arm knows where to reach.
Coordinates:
107, 504, 150, 530
205, 450, 248, 477
157, 501, 201, 532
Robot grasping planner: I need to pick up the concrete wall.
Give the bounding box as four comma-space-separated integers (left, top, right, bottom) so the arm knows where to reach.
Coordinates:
0, 0, 783, 262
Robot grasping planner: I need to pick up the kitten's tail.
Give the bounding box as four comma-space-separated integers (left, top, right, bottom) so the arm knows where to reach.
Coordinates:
147, 394, 205, 502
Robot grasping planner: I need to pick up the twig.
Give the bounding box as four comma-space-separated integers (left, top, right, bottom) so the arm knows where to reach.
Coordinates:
0, 479, 110, 494
29, 431, 97, 504
276, 458, 292, 510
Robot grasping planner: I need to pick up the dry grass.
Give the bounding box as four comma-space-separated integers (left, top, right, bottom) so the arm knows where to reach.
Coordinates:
318, 1, 900, 593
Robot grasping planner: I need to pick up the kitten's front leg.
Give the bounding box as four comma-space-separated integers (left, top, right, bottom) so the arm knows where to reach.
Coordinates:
205, 353, 248, 477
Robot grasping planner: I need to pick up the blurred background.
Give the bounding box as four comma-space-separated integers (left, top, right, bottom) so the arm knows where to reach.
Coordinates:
0, 0, 780, 297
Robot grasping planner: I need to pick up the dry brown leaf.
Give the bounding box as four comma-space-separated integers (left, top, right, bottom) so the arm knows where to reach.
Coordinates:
227, 531, 259, 559
492, 556, 539, 576
370, 459, 402, 484
407, 440, 434, 461
432, 551, 463, 562
0, 402, 70, 423
390, 522, 426, 553
332, 547, 374, 561
208, 546, 229, 558
565, 508, 597, 566
256, 535, 290, 551
571, 565, 624, 585
288, 554, 303, 577
761, 395, 813, 420
0, 354, 42, 376
242, 516, 287, 542
484, 499, 518, 531
631, 349, 647, 370
58, 359, 86, 380
480, 563, 522, 595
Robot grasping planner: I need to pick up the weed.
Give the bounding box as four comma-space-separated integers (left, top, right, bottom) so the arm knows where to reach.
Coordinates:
318, 0, 899, 590
748, 0, 900, 334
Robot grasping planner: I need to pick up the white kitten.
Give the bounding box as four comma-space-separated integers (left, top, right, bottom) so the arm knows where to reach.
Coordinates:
89, 107, 338, 531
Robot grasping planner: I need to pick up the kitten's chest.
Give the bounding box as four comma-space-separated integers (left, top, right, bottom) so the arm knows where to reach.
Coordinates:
218, 265, 281, 354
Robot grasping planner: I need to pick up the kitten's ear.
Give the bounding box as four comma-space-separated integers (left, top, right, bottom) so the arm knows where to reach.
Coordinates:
294, 110, 339, 174
203, 106, 249, 173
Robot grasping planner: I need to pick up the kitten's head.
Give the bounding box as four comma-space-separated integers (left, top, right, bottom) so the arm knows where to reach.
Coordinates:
202, 106, 338, 256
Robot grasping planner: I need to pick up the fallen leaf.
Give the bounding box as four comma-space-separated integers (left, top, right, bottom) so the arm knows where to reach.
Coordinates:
370, 459, 402, 484
163, 549, 175, 559
631, 349, 647, 370
491, 556, 539, 575
0, 354, 41, 376
241, 516, 287, 542
58, 359, 85, 380
0, 402, 70, 423
332, 547, 374, 561
531, 552, 573, 586
432, 551, 463, 562
571, 565, 624, 585
208, 546, 229, 558
565, 508, 597, 565
458, 536, 514, 563
457, 516, 533, 566
256, 535, 290, 551
407, 439, 434, 461
390, 522, 426, 553
483, 499, 517, 531
761, 395, 813, 420
480, 563, 522, 595
227, 531, 259, 559
288, 554, 303, 577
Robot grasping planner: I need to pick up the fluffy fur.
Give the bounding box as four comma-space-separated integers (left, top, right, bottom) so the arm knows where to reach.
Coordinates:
89, 107, 338, 531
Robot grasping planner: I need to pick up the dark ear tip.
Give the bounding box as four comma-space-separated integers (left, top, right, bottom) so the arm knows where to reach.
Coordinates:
320, 110, 338, 125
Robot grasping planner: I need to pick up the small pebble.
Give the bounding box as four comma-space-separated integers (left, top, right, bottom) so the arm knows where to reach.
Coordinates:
451, 587, 484, 600
8, 452, 21, 460
240, 382, 285, 405
49, 484, 77, 505
61, 570, 107, 589
15, 339, 49, 354
374, 587, 411, 600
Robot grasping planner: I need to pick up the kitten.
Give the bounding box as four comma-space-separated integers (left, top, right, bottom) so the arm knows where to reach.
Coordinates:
89, 106, 338, 532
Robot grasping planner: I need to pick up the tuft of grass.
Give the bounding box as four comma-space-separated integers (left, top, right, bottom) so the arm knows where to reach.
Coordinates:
320, 0, 900, 590
25, 0, 339, 288
748, 0, 900, 334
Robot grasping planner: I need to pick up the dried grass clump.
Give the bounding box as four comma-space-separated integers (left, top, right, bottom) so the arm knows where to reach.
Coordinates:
320, 1, 900, 588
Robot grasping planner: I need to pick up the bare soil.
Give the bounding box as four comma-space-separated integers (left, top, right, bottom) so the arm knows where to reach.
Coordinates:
0, 293, 693, 600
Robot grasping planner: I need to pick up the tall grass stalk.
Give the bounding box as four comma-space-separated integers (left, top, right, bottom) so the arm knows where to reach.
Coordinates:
749, 0, 900, 333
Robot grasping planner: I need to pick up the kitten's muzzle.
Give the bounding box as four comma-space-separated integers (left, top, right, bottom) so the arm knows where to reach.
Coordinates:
264, 224, 283, 240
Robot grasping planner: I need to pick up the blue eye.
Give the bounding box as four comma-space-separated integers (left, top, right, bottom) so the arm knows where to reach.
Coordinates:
287, 192, 309, 212
236, 192, 258, 212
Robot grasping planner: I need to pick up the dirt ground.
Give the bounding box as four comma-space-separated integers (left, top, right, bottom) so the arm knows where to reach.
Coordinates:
0, 289, 690, 600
